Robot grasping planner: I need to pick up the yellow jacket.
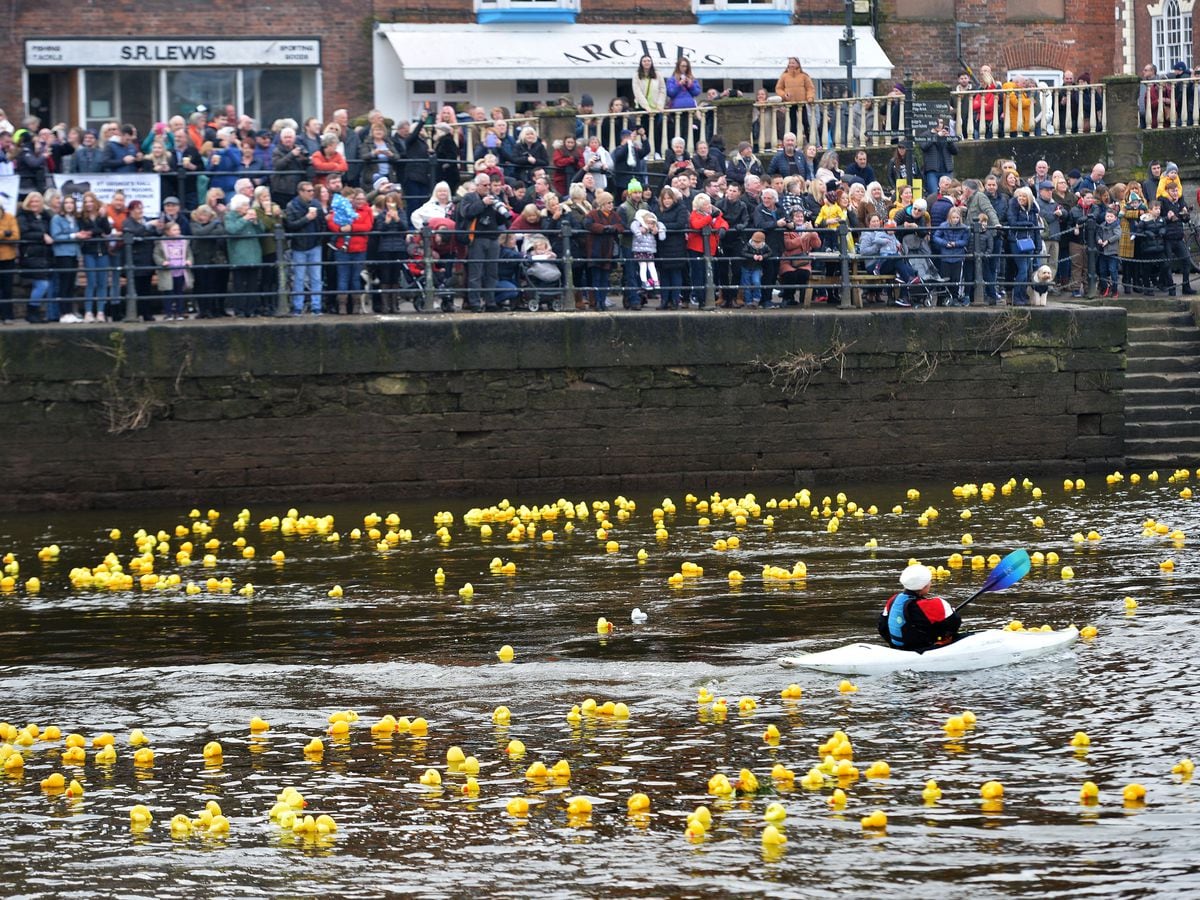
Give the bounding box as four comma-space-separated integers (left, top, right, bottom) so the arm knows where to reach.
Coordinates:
1002, 82, 1032, 132
0, 210, 19, 263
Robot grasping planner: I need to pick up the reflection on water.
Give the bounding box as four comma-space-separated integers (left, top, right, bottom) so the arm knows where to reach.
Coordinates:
0, 474, 1198, 897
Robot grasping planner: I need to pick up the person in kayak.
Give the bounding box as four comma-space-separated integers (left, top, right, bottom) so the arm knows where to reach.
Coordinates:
878, 564, 962, 651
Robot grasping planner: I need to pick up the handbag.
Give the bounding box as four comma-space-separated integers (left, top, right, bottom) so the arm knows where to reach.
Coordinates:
1016, 236, 1035, 254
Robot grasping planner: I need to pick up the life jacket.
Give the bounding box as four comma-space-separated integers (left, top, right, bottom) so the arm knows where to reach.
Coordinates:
886, 591, 917, 649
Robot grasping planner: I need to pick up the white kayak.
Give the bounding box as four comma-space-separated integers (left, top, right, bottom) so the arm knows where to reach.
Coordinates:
779, 626, 1079, 676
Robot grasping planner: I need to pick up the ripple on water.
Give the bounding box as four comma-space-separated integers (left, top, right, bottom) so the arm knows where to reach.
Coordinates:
0, 477, 1198, 895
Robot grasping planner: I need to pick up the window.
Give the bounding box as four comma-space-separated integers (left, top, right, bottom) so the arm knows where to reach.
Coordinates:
413, 80, 436, 95
444, 80, 469, 95
693, 0, 792, 24
84, 70, 159, 135
475, 0, 579, 24
242, 68, 318, 129
516, 79, 540, 95
1152, 0, 1195, 75
547, 79, 571, 95
167, 69, 236, 122
1006, 0, 1064, 20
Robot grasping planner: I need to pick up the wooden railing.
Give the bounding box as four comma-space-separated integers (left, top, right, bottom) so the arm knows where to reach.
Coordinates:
577, 109, 713, 158
1138, 76, 1200, 129
754, 96, 907, 153
951, 83, 1105, 141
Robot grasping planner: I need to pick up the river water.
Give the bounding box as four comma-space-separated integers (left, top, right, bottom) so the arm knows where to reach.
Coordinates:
1, 472, 1197, 898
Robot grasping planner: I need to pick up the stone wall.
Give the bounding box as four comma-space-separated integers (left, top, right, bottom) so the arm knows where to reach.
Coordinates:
0, 309, 1124, 510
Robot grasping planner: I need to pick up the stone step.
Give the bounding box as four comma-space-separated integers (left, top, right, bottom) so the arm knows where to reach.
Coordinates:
1107, 295, 1194, 313
1125, 311, 1198, 328
1124, 388, 1200, 408
1126, 355, 1200, 374
1123, 403, 1200, 423
1126, 340, 1200, 359
1128, 325, 1200, 343
1126, 371, 1200, 389
1127, 420, 1200, 438
1124, 436, 1200, 463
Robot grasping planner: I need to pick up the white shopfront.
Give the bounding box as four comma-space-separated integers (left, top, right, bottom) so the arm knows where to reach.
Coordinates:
23, 38, 322, 134
372, 24, 893, 121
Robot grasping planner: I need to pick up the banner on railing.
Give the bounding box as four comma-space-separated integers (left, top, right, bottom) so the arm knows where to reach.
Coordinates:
0, 176, 18, 215
51, 173, 162, 217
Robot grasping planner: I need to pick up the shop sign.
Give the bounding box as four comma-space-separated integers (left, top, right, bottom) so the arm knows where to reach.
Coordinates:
25, 39, 321, 68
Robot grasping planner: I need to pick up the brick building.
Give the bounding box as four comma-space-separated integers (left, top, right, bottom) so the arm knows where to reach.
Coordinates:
2, 0, 1193, 130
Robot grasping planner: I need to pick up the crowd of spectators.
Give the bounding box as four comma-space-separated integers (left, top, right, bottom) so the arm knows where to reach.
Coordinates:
0, 59, 1197, 320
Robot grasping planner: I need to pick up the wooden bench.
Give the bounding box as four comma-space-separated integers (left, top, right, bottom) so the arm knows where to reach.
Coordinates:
802, 253, 894, 308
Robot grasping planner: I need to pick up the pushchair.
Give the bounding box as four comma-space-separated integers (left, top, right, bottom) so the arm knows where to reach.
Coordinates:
901, 236, 952, 307
521, 254, 565, 312
404, 233, 456, 312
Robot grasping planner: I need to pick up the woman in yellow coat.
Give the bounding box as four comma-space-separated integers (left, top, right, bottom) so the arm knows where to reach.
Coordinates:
1003, 78, 1033, 136
0, 201, 19, 322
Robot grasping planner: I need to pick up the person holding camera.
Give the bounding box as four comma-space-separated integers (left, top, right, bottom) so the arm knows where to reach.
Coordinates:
271, 126, 309, 208
459, 173, 513, 311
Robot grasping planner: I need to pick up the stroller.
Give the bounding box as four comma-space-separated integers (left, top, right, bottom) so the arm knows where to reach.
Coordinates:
521, 253, 565, 312
405, 231, 456, 312
901, 235, 952, 307
405, 218, 460, 312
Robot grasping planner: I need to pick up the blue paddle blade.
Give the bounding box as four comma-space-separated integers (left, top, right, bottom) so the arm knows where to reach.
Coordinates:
982, 549, 1031, 593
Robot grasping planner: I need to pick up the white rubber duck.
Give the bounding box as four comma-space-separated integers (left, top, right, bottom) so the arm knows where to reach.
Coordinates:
631, 608, 648, 624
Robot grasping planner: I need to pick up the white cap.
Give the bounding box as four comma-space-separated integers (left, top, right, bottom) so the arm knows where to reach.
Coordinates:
900, 564, 933, 591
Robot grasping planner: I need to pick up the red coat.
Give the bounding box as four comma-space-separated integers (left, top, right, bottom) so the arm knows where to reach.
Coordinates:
552, 148, 583, 196
333, 203, 374, 253
686, 210, 728, 255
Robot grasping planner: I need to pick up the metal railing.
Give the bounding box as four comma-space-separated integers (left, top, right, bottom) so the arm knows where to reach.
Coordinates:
952, 83, 1106, 141
6, 213, 1198, 322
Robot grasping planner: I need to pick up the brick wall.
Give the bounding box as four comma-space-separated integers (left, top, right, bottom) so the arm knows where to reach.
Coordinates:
876, 0, 1118, 83
0, 311, 1125, 511
3, 1, 375, 123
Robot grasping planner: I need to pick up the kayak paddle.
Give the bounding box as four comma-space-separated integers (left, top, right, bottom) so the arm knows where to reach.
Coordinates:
953, 548, 1031, 613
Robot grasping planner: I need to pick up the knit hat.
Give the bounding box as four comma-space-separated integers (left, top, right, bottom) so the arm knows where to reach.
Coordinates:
580, 94, 594, 107
627, 179, 643, 194
1067, 168, 1082, 179
1165, 161, 1179, 175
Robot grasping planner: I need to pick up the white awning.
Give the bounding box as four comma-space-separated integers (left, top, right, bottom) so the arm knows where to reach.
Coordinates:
378, 24, 893, 81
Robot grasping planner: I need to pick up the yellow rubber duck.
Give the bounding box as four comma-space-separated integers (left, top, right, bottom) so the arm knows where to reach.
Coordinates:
525, 761, 548, 780
627, 792, 651, 813
838, 680, 858, 694
737, 769, 760, 793
1123, 783, 1147, 803
1070, 731, 1091, 748
566, 796, 592, 816
303, 738, 324, 757
922, 779, 942, 803
40, 772, 65, 791
761, 824, 787, 846
419, 768, 442, 786
763, 724, 781, 743
130, 804, 153, 827
94, 745, 117, 765
505, 797, 530, 817
865, 760, 891, 778
462, 777, 480, 796
133, 747, 155, 767
828, 788, 847, 808
496, 645, 515, 663
551, 760, 571, 780
764, 802, 787, 823
860, 810, 887, 829
780, 683, 803, 700
1080, 781, 1100, 803
980, 780, 1004, 800
771, 764, 795, 783
492, 706, 511, 725
1172, 758, 1195, 777
505, 739, 525, 758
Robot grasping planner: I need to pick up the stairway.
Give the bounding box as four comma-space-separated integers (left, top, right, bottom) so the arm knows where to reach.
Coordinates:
1117, 295, 1200, 467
